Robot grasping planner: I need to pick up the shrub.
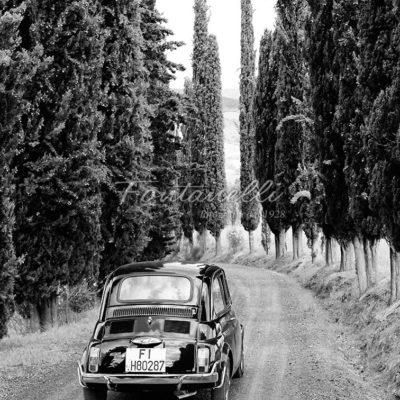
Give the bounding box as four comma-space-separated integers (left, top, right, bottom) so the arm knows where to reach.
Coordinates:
228, 230, 244, 253
65, 281, 97, 314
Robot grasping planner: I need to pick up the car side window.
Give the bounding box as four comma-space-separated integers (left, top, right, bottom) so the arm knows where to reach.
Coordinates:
221, 273, 232, 305
200, 282, 210, 321
212, 276, 226, 318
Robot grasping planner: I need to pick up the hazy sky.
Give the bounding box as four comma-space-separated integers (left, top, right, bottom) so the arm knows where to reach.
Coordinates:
157, 0, 277, 90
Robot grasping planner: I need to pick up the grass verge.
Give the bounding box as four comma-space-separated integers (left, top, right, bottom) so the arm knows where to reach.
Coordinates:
0, 308, 97, 400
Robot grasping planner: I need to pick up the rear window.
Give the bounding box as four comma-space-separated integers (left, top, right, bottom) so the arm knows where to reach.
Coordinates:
118, 275, 192, 302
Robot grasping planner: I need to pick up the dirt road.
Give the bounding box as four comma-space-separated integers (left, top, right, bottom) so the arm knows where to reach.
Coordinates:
7, 263, 388, 400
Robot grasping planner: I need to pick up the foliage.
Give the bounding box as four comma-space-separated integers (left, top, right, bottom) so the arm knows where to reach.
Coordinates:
98, 0, 153, 280
228, 229, 244, 253
240, 0, 260, 234
253, 30, 282, 235
289, 164, 324, 250
191, 0, 209, 235
227, 181, 241, 226
366, 7, 400, 251
13, 0, 106, 330
0, 0, 186, 335
190, 0, 227, 243
0, 2, 38, 338
140, 0, 185, 260
273, 0, 309, 234
204, 35, 227, 239
345, 0, 396, 240
66, 281, 97, 314
179, 78, 196, 242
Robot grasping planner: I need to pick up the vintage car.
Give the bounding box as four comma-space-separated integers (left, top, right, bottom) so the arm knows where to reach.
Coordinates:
78, 261, 244, 400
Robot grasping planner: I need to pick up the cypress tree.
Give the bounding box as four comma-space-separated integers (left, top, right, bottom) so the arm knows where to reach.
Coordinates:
365, 4, 400, 302
306, 0, 356, 269
254, 30, 287, 258
204, 34, 227, 255
306, 0, 338, 267
140, 0, 185, 261
274, 0, 309, 260
240, 0, 260, 253
306, 0, 359, 271
14, 0, 106, 330
329, 0, 359, 272
191, 0, 209, 253
345, 0, 396, 293
0, 2, 42, 338
180, 78, 196, 250
98, 0, 153, 280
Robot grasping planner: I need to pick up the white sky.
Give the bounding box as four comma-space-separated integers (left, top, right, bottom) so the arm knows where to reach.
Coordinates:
157, 0, 277, 90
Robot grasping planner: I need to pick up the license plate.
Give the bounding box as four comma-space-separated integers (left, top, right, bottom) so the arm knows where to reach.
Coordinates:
125, 348, 166, 373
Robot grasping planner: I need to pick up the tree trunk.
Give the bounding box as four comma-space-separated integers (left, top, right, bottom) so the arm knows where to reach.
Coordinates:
311, 234, 316, 264
261, 219, 270, 255
50, 294, 57, 327
29, 303, 40, 333
65, 287, 70, 324
390, 248, 397, 304
294, 227, 302, 260
275, 228, 286, 259
275, 233, 280, 259
299, 229, 304, 257
292, 227, 298, 261
310, 229, 322, 264
215, 233, 221, 256
292, 226, 303, 261
325, 236, 334, 267
363, 238, 377, 287
390, 248, 400, 304
199, 230, 207, 256
369, 239, 378, 286
248, 230, 254, 254
339, 241, 353, 272
353, 236, 368, 296
38, 295, 57, 332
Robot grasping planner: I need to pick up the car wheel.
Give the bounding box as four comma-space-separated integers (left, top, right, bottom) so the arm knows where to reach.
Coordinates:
212, 359, 231, 400
82, 386, 108, 400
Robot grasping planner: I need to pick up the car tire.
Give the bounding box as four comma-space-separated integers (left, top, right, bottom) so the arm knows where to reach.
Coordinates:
82, 386, 108, 400
211, 359, 231, 400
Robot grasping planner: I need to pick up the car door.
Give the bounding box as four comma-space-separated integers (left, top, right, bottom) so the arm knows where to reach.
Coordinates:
211, 273, 237, 368
221, 271, 242, 370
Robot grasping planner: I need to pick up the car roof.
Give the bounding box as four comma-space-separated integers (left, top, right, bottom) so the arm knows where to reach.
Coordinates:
110, 261, 222, 280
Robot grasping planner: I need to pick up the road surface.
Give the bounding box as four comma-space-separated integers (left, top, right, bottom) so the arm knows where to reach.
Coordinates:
7, 263, 388, 400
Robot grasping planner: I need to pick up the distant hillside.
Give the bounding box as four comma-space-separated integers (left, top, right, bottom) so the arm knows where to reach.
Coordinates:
172, 88, 239, 112
222, 88, 240, 100
222, 97, 239, 112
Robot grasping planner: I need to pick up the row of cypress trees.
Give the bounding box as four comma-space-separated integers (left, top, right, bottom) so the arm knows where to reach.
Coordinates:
253, 0, 400, 301
0, 0, 184, 336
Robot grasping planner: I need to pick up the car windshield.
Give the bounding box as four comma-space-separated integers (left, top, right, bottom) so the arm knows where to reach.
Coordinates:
119, 275, 192, 302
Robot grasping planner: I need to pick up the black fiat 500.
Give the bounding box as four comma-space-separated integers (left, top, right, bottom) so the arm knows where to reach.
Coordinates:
78, 261, 244, 400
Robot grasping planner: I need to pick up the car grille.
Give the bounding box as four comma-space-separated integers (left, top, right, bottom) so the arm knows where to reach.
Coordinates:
109, 306, 195, 319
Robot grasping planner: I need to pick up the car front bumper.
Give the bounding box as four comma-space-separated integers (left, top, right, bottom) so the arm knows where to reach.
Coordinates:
77, 362, 222, 391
